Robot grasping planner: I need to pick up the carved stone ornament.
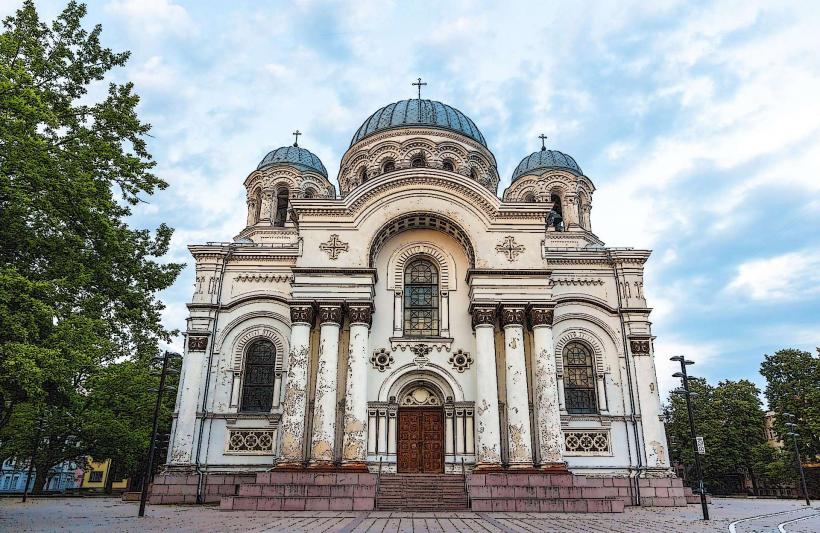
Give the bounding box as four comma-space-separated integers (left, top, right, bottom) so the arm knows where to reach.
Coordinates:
319, 234, 349, 260
347, 304, 373, 327
471, 306, 496, 329
318, 304, 343, 325
495, 236, 525, 262
290, 305, 314, 325
500, 307, 526, 327
630, 339, 651, 355
188, 336, 208, 351
448, 349, 474, 373
370, 348, 394, 372
529, 307, 555, 327
411, 343, 432, 368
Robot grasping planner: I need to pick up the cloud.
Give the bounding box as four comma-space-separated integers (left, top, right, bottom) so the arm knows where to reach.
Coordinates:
652, 337, 721, 399
105, 0, 194, 38
727, 250, 820, 302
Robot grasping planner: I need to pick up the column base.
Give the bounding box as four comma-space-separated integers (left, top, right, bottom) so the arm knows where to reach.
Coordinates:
274, 461, 308, 471
539, 462, 570, 473
473, 462, 504, 472
506, 462, 536, 471
340, 461, 370, 472
307, 460, 339, 471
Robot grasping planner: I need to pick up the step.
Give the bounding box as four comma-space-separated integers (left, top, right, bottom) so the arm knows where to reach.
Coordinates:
470, 497, 625, 513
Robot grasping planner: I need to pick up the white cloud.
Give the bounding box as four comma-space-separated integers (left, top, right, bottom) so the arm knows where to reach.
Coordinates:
105, 0, 194, 37
727, 249, 820, 302
652, 338, 721, 399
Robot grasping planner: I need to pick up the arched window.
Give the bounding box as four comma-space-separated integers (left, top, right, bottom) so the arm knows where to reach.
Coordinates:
253, 188, 262, 222
563, 342, 597, 414
382, 160, 395, 173
470, 168, 479, 181
359, 167, 368, 183
550, 193, 563, 216
241, 339, 277, 413
442, 159, 454, 172
524, 192, 535, 203
303, 187, 316, 199
403, 259, 439, 337
411, 155, 426, 168
274, 188, 289, 227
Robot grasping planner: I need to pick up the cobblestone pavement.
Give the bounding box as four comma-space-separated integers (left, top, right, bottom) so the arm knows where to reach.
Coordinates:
0, 497, 818, 532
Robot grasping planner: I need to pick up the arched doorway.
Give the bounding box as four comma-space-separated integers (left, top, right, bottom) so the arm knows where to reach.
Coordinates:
396, 383, 445, 473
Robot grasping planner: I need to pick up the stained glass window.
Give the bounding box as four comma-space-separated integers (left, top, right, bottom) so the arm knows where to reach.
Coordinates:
240, 339, 276, 413
403, 259, 439, 336
564, 342, 597, 414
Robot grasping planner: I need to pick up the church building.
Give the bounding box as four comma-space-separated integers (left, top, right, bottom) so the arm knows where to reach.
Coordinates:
154, 91, 688, 512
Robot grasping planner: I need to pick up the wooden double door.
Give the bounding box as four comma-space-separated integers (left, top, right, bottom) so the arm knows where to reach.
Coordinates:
397, 408, 445, 473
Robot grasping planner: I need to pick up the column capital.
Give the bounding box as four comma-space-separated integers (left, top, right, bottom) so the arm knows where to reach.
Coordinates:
317, 303, 343, 326
347, 303, 373, 328
290, 304, 314, 326
529, 306, 555, 328
471, 306, 496, 329
500, 306, 526, 328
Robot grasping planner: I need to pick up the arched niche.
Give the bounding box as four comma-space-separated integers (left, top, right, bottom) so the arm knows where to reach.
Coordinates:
379, 364, 463, 403
368, 212, 476, 269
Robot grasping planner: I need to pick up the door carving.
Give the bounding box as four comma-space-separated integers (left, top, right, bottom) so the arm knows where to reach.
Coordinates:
397, 408, 444, 473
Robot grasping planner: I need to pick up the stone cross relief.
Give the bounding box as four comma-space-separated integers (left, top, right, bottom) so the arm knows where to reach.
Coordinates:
319, 234, 349, 260
495, 236, 525, 262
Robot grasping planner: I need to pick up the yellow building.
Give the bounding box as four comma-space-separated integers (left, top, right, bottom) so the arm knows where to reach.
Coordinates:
80, 458, 128, 491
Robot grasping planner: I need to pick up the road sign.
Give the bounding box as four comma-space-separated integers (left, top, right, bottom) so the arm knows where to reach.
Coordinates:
696, 436, 705, 455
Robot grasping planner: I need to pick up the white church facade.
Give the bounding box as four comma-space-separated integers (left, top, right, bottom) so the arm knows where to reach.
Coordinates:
156, 95, 686, 511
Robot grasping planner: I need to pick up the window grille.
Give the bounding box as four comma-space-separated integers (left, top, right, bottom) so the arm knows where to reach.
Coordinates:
563, 342, 597, 414
564, 431, 610, 454
226, 430, 275, 454
403, 259, 439, 336
240, 340, 276, 413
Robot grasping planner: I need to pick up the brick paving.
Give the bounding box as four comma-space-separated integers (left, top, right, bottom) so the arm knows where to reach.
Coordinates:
0, 496, 818, 532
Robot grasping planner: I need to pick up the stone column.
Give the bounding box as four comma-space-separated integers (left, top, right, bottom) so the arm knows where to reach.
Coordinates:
169, 335, 208, 465
471, 306, 502, 469
279, 305, 314, 467
310, 304, 343, 465
530, 307, 565, 468
342, 304, 372, 470
501, 306, 534, 468
630, 337, 671, 469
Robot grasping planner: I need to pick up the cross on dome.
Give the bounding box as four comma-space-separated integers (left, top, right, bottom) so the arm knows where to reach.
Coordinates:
412, 77, 427, 100
292, 129, 301, 147
539, 134, 548, 151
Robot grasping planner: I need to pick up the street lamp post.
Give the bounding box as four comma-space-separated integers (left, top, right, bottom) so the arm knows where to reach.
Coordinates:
670, 355, 709, 521
783, 413, 811, 506
138, 350, 181, 518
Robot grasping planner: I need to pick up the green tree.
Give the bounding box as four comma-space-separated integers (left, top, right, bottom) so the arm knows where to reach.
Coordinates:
665, 378, 769, 494
760, 348, 820, 459
0, 0, 182, 491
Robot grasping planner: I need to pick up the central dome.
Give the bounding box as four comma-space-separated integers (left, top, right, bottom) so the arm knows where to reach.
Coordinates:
351, 99, 487, 148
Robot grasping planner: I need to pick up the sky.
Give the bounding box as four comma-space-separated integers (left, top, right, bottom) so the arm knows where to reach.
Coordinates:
5, 0, 820, 399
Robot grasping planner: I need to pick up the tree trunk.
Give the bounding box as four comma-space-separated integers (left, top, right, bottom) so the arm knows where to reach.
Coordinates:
32, 462, 49, 494
104, 459, 116, 494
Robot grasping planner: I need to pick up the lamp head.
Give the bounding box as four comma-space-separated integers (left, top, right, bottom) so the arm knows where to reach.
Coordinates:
672, 372, 684, 378
670, 355, 684, 362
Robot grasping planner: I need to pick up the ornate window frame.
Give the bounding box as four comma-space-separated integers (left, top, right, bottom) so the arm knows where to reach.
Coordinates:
386, 241, 457, 339
554, 328, 609, 415
229, 325, 288, 412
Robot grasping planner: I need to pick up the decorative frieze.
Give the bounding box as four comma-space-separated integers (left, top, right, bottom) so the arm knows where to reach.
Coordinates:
495, 236, 525, 262
318, 304, 343, 325
347, 304, 373, 327
529, 307, 554, 327
564, 431, 610, 455
226, 429, 275, 454
370, 348, 393, 372
471, 306, 496, 329
319, 234, 349, 260
500, 307, 526, 327
630, 338, 651, 355
290, 304, 314, 325
448, 349, 474, 373
187, 336, 208, 351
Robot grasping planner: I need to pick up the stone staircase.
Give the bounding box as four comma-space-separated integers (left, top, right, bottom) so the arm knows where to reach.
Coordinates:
376, 473, 469, 511
219, 472, 377, 511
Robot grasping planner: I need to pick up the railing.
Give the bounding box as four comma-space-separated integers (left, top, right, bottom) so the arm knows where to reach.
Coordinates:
461, 457, 470, 507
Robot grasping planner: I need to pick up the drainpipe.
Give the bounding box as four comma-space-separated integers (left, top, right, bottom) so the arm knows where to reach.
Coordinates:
609, 251, 643, 506
194, 243, 235, 503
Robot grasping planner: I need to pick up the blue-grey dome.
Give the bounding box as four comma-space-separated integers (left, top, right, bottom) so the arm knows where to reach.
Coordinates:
351, 99, 487, 147
257, 145, 328, 177
511, 148, 582, 180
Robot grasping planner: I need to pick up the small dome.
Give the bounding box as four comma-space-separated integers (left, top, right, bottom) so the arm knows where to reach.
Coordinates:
512, 148, 582, 180
351, 99, 487, 147
257, 145, 328, 177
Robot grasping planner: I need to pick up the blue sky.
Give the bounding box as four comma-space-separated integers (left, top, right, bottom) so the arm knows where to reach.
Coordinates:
7, 0, 820, 398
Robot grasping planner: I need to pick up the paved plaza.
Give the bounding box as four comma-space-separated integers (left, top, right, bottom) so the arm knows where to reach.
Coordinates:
0, 497, 818, 532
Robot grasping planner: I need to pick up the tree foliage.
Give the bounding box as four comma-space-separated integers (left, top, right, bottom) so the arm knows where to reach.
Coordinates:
760, 348, 820, 459
0, 1, 182, 491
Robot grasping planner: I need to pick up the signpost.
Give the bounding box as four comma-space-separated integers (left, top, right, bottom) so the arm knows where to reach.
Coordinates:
696, 437, 705, 455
